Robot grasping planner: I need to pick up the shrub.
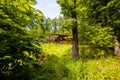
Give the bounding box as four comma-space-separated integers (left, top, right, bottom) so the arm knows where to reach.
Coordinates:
79, 25, 114, 57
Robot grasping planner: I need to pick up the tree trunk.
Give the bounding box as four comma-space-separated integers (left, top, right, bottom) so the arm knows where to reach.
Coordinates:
71, 0, 79, 58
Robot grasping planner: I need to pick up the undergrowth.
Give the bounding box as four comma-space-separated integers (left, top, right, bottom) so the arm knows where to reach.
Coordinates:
41, 43, 72, 57
39, 43, 120, 80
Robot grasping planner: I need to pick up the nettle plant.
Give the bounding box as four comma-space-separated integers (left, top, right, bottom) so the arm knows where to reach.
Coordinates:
88, 25, 114, 56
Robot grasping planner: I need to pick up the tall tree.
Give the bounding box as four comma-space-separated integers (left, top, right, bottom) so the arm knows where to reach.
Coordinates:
71, 0, 79, 58
57, 0, 79, 58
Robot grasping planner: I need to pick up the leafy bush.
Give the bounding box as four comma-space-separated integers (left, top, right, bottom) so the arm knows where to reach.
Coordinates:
79, 25, 114, 57
89, 26, 114, 48
0, 0, 43, 80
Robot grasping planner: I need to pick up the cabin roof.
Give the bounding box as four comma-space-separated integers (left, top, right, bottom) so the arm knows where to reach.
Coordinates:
49, 33, 71, 37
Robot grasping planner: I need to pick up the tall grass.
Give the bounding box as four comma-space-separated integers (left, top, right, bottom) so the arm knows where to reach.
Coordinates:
39, 43, 120, 80
41, 43, 72, 57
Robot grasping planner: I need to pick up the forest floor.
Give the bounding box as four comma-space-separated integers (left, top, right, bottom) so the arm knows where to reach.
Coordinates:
41, 43, 120, 80
41, 43, 72, 57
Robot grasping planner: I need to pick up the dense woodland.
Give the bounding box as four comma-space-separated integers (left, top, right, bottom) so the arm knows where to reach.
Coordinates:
0, 0, 120, 80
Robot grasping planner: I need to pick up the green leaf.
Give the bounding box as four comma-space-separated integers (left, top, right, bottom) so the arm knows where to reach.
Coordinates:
37, 10, 43, 14
24, 14, 30, 21
18, 6, 26, 12
24, 4, 30, 11
0, 10, 4, 15
0, 28, 5, 33
28, 1, 36, 5
13, 1, 20, 6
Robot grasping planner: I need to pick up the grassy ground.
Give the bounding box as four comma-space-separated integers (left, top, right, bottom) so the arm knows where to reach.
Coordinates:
40, 43, 120, 80
41, 43, 72, 57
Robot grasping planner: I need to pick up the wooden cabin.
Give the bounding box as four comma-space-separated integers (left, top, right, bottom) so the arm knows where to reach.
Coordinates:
47, 34, 72, 43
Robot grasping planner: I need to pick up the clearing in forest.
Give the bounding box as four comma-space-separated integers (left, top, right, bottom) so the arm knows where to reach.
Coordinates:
41, 43, 72, 57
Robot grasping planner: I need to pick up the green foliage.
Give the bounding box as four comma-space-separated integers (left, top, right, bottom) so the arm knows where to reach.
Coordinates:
66, 57, 120, 80
86, 0, 120, 39
1, 0, 120, 79
40, 43, 120, 80
78, 20, 114, 57
58, 17, 73, 33
56, 0, 120, 56
0, 0, 43, 79
43, 17, 62, 36
78, 20, 90, 45
44, 17, 52, 35
51, 18, 59, 33
57, 0, 74, 18
89, 26, 114, 48
45, 16, 72, 34
39, 55, 69, 80
41, 43, 71, 57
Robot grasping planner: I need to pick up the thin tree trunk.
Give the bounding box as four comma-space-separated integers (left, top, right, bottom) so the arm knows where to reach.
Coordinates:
71, 0, 79, 58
